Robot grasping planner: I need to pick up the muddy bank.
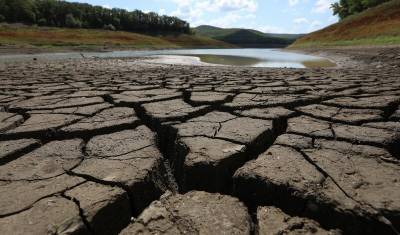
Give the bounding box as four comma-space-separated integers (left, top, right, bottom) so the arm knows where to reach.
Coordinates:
291, 45, 400, 69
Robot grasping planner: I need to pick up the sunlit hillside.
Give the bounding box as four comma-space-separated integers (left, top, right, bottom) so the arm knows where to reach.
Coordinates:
290, 0, 400, 47
0, 24, 233, 51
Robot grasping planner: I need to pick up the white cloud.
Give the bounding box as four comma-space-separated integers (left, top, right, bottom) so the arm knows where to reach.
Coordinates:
288, 0, 311, 7
216, 0, 258, 12
166, 0, 334, 33
258, 25, 287, 34
312, 0, 334, 13
293, 17, 309, 24
212, 12, 257, 28
171, 0, 257, 13
208, 12, 244, 28
288, 0, 300, 6
170, 0, 258, 27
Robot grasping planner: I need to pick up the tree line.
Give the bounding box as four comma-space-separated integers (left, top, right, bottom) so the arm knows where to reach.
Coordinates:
331, 0, 391, 19
0, 0, 190, 34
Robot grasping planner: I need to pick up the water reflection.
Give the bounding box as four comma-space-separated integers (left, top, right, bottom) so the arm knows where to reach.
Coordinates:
194, 54, 262, 66
189, 53, 335, 68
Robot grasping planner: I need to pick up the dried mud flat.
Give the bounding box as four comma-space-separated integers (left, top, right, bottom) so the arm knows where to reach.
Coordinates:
0, 47, 399, 235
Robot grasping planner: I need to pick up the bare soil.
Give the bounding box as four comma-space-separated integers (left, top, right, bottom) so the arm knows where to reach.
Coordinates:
0, 46, 399, 235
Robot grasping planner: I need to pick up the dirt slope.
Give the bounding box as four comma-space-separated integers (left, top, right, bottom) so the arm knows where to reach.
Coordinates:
291, 0, 400, 47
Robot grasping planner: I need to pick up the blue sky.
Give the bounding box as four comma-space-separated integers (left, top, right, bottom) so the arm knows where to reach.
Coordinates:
67, 0, 338, 34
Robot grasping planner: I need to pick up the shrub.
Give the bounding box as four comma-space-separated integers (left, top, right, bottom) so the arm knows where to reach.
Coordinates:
37, 18, 46, 26
103, 24, 116, 31
65, 14, 81, 28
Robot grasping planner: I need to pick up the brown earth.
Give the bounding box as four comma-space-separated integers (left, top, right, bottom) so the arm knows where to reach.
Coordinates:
0, 47, 399, 235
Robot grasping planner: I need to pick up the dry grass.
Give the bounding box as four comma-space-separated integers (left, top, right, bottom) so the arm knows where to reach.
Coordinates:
290, 0, 400, 48
0, 24, 233, 50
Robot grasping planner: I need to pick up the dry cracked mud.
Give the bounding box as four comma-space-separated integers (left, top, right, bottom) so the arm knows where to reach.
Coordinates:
0, 47, 399, 235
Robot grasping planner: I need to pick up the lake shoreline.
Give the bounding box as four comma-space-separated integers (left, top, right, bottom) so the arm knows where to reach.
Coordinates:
286, 44, 400, 69
1, 45, 396, 70
0, 45, 242, 56
0, 48, 337, 69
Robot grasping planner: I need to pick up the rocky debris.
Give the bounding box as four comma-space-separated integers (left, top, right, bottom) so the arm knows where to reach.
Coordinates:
119, 191, 252, 235
257, 206, 341, 235
0, 112, 24, 132
0, 48, 400, 234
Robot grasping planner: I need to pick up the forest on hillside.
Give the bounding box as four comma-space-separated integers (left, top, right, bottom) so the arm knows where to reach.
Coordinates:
332, 0, 391, 19
0, 0, 190, 34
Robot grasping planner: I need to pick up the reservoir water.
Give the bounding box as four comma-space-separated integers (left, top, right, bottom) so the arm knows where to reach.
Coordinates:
0, 48, 335, 68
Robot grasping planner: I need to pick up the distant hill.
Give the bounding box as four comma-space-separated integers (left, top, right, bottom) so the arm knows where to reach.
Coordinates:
290, 0, 400, 48
194, 25, 303, 48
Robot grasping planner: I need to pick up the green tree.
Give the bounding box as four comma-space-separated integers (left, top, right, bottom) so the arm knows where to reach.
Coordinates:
65, 13, 81, 28
2, 0, 37, 23
103, 24, 116, 31
0, 0, 190, 34
37, 18, 47, 26
332, 0, 391, 19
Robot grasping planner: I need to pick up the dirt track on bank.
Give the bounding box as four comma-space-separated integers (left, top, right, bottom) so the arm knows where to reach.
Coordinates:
0, 47, 399, 235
